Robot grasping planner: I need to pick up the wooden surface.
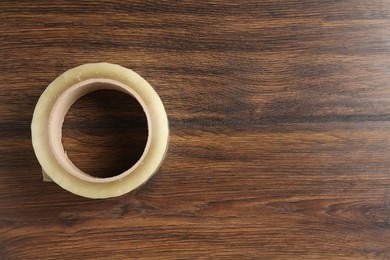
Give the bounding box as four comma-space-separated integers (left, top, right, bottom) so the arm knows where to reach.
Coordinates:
1, 1, 390, 259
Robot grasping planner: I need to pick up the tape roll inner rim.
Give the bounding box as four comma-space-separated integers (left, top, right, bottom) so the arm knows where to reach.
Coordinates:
48, 78, 152, 184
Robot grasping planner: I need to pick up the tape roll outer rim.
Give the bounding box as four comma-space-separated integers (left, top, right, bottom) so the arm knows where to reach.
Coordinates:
31, 63, 169, 199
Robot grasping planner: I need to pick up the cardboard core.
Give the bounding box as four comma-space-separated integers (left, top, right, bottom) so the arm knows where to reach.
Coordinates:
62, 89, 148, 178
48, 78, 152, 183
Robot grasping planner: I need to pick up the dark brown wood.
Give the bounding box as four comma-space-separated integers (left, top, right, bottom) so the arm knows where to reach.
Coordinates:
1, 0, 390, 258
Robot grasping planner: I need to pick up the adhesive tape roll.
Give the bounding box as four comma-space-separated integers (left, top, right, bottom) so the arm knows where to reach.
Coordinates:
31, 63, 169, 199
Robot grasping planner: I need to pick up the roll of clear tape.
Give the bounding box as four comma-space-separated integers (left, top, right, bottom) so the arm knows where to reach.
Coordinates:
31, 63, 169, 199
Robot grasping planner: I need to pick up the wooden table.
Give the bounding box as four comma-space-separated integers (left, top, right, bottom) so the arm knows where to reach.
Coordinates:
1, 1, 390, 259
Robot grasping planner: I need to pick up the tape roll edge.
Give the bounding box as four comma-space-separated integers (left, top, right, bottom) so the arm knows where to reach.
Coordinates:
31, 62, 169, 199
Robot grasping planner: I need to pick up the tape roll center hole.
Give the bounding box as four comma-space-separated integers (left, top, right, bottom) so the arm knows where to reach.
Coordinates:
61, 87, 148, 179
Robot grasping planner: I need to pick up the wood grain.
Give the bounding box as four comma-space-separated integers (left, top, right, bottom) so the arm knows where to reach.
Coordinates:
1, 0, 390, 259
